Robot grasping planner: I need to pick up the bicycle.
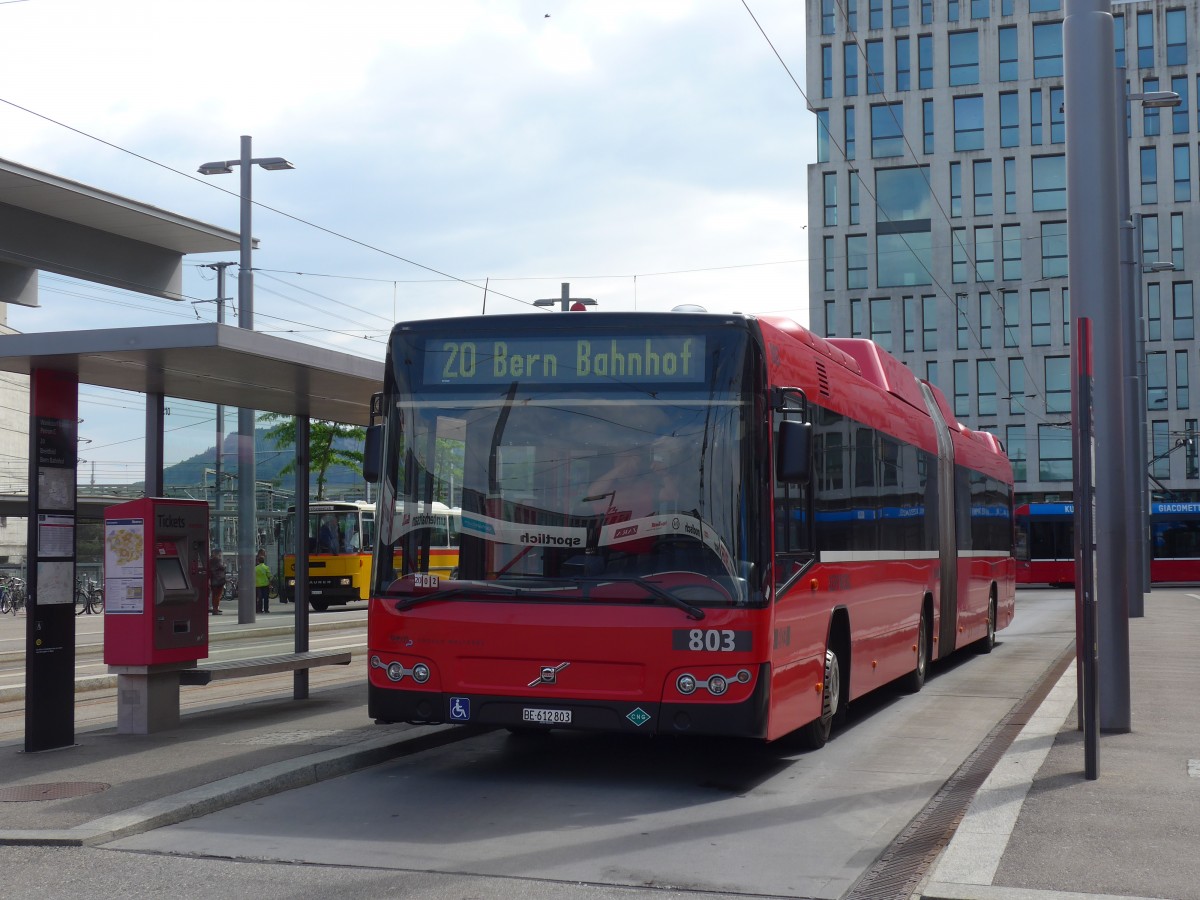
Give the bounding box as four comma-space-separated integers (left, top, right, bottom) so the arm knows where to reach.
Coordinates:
75, 574, 102, 615
3, 576, 26, 616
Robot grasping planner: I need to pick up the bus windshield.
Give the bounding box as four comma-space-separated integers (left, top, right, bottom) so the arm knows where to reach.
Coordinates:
283, 505, 373, 556
373, 321, 761, 608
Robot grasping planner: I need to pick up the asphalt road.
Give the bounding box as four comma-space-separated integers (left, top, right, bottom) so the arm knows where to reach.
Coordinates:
97, 591, 1076, 900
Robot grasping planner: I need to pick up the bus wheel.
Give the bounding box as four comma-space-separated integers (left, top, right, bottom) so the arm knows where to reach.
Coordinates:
900, 604, 930, 693
310, 599, 331, 612
975, 592, 997, 654
798, 646, 840, 750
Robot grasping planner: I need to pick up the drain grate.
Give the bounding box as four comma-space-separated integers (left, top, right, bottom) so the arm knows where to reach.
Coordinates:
843, 643, 1075, 900
0, 781, 110, 802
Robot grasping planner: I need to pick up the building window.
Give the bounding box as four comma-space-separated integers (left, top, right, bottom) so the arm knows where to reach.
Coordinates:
1004, 157, 1017, 213
848, 0, 858, 31
851, 297, 865, 337
1114, 13, 1126, 68
1143, 213, 1160, 267
847, 235, 868, 289
922, 0, 933, 25
844, 44, 859, 96
1143, 77, 1161, 136
918, 34, 933, 89
1039, 424, 1072, 482
950, 161, 962, 217
952, 228, 969, 283
927, 359, 940, 388
872, 103, 904, 157
949, 30, 980, 86
1030, 88, 1043, 144
977, 360, 997, 415
1141, 146, 1158, 204
1148, 282, 1162, 341
956, 293, 971, 349
923, 98, 934, 154
1062, 286, 1070, 343
975, 226, 995, 281
954, 360, 970, 416
817, 110, 830, 163
821, 0, 836, 34
1008, 424, 1027, 482
824, 172, 837, 227
1177, 350, 1190, 409
923, 294, 938, 350
1152, 421, 1171, 479
1032, 22, 1063, 78
1003, 289, 1019, 347
1187, 419, 1199, 479
1001, 0, 1013, 14
824, 236, 836, 291
1148, 351, 1168, 410
1174, 281, 1194, 340
1029, 0, 1061, 10
825, 297, 838, 336
1050, 87, 1064, 144
1044, 355, 1070, 414
979, 294, 993, 348
1041, 221, 1068, 279
870, 0, 884, 30
876, 166, 933, 287
1166, 7, 1188, 67
1031, 154, 1066, 211
974, 159, 993, 215
896, 36, 911, 91
1002, 224, 1021, 281
1137, 11, 1154, 69
1031, 288, 1051, 345
1008, 359, 1025, 414
903, 295, 917, 352
948, 0, 959, 23
1174, 145, 1191, 202
850, 175, 860, 224
971, 0, 989, 19
1000, 92, 1019, 147
822, 45, 834, 99
1172, 212, 1184, 271
870, 297, 894, 350
845, 106, 856, 160
954, 95, 984, 151
998, 26, 1017, 81
866, 40, 884, 93
1172, 76, 1189, 134
894, 0, 911, 27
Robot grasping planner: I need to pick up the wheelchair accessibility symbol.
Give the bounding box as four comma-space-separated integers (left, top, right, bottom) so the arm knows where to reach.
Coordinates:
449, 697, 471, 721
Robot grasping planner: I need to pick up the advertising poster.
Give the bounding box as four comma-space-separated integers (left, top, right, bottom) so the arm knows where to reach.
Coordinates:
104, 517, 145, 614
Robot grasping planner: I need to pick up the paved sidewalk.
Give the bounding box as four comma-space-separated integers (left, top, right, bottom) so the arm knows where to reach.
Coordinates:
923, 588, 1200, 900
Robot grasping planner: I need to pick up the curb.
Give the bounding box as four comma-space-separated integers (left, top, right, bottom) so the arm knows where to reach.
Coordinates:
0, 723, 481, 847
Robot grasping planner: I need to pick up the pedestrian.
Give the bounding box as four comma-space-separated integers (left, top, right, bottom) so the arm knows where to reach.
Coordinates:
255, 550, 271, 614
208, 547, 226, 615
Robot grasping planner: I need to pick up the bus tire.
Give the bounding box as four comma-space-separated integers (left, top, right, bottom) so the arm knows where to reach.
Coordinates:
798, 645, 841, 750
310, 599, 331, 612
900, 600, 931, 693
975, 590, 998, 654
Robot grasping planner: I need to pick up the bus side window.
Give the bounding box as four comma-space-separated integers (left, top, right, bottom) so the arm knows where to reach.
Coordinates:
431, 517, 449, 549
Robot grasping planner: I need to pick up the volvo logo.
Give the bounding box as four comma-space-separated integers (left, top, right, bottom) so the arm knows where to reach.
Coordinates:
529, 662, 570, 687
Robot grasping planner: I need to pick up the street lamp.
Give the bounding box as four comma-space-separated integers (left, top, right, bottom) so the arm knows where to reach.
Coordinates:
1116, 73, 1180, 614
198, 136, 295, 622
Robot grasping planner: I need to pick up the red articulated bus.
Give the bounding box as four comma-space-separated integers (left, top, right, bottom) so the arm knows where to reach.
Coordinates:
364, 312, 1015, 747
1015, 501, 1200, 585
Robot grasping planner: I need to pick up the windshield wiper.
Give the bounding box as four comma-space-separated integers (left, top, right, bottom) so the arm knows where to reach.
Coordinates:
575, 576, 706, 620
394, 582, 582, 611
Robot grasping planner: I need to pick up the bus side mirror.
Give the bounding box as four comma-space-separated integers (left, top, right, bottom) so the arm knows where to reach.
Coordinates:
363, 424, 383, 484
776, 420, 812, 484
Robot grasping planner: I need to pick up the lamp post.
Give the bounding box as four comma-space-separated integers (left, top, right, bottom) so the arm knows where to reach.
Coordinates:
199, 136, 294, 622
1116, 73, 1180, 616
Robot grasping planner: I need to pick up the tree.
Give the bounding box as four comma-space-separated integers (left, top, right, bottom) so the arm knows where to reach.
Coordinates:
260, 414, 366, 500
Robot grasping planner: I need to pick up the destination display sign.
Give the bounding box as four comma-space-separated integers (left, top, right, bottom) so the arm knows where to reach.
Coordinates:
424, 336, 706, 385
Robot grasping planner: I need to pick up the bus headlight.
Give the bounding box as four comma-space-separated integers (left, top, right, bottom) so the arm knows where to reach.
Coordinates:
707, 674, 729, 696
386, 662, 406, 682
676, 674, 697, 695
339, 577, 352, 586
412, 663, 431, 684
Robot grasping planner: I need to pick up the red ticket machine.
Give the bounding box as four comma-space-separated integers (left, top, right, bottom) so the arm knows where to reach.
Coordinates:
103, 498, 209, 666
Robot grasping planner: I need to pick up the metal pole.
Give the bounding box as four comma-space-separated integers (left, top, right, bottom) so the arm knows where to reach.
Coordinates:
212, 262, 231, 554
237, 135, 257, 623
294, 415, 310, 699
1065, 0, 1130, 732
1114, 67, 1145, 619
1133, 213, 1152, 594
1074, 317, 1100, 779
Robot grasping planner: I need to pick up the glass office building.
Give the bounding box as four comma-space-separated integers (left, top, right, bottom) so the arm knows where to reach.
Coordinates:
807, 0, 1200, 500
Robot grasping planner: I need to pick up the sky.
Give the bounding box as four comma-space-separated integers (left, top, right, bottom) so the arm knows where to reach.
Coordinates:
0, 0, 813, 486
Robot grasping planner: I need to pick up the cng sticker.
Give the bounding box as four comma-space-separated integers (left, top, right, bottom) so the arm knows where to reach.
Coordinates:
627, 707, 651, 727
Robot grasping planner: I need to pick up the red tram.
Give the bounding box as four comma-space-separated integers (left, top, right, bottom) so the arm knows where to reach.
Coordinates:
364, 312, 1015, 746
